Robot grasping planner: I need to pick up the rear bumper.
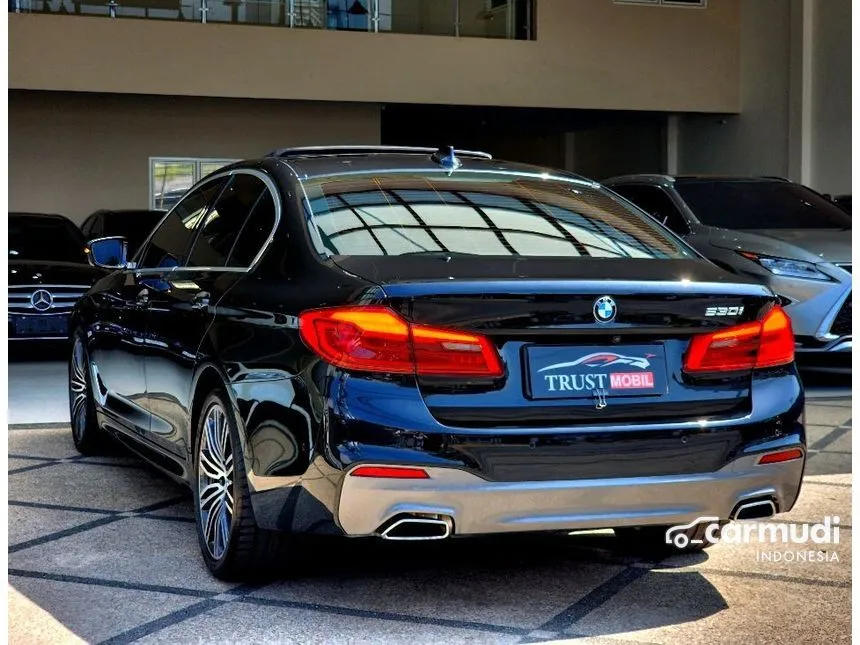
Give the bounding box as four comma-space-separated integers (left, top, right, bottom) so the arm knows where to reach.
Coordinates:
336, 437, 806, 536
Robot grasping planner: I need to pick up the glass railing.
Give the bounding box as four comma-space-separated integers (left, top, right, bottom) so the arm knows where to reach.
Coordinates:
10, 0, 534, 39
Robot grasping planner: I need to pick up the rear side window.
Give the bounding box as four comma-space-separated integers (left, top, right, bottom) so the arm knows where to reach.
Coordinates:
302, 173, 692, 259
184, 173, 276, 268
138, 179, 226, 269
610, 185, 690, 235
675, 180, 853, 230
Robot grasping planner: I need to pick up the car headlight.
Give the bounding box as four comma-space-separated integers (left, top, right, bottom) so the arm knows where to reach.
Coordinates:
737, 252, 833, 281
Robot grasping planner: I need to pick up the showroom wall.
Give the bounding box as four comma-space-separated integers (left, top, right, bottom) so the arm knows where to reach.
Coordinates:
8, 91, 381, 222
809, 0, 851, 194
9, 0, 741, 113
677, 0, 791, 178
677, 0, 851, 194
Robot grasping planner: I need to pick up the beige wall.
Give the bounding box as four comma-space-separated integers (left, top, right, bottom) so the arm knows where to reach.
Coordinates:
678, 0, 792, 176
9, 0, 741, 112
9, 91, 381, 223
810, 0, 851, 194
677, 0, 851, 195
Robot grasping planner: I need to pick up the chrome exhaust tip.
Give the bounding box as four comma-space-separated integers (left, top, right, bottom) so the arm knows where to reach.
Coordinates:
379, 517, 452, 541
731, 499, 777, 521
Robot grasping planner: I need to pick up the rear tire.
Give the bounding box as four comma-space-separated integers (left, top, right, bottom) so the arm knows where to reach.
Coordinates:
193, 389, 291, 581
614, 522, 720, 556
68, 330, 103, 455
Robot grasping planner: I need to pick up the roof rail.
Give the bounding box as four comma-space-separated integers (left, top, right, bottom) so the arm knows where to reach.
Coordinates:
264, 145, 493, 160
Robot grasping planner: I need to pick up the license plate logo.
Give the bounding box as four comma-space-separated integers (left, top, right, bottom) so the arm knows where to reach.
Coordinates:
526, 345, 668, 401
609, 372, 655, 389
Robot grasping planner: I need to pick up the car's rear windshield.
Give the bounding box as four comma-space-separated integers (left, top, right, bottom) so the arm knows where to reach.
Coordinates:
9, 217, 88, 263
675, 180, 852, 230
300, 172, 693, 259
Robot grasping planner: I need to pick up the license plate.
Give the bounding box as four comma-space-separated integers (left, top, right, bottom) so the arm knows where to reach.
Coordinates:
525, 344, 668, 400
12, 315, 68, 337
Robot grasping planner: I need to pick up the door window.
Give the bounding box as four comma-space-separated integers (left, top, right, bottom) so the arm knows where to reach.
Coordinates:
611, 185, 690, 234
138, 179, 226, 269
185, 173, 277, 268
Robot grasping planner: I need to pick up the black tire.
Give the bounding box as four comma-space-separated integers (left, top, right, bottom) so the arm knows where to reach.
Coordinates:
614, 521, 721, 556
192, 389, 290, 581
68, 329, 103, 455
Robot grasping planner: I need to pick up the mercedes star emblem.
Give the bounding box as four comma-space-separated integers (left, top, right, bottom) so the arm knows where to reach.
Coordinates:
30, 289, 54, 312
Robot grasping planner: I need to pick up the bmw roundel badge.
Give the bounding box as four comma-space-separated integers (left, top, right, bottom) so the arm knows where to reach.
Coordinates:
593, 296, 617, 324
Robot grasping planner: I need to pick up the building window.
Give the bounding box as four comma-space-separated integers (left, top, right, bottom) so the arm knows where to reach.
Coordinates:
149, 157, 236, 210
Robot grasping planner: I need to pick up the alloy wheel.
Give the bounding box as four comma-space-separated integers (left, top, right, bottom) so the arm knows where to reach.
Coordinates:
198, 403, 235, 561
69, 336, 89, 441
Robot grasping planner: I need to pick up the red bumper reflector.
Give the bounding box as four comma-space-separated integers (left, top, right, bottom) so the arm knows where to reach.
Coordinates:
350, 466, 430, 479
757, 448, 804, 465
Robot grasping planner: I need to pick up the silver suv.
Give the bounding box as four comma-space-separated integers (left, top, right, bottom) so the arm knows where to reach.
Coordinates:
604, 175, 851, 370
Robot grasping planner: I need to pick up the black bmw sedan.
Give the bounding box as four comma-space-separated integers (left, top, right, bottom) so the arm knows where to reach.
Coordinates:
70, 146, 806, 580
9, 212, 104, 343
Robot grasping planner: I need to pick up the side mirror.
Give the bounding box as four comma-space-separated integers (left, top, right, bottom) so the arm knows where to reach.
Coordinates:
87, 236, 129, 269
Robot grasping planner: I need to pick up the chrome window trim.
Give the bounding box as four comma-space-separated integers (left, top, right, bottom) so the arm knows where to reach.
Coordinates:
9, 336, 70, 340
133, 168, 281, 276
8, 284, 91, 289
133, 266, 249, 276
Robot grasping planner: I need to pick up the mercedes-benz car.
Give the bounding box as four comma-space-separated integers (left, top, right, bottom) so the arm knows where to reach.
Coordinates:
70, 147, 805, 580
9, 212, 104, 343
604, 175, 851, 370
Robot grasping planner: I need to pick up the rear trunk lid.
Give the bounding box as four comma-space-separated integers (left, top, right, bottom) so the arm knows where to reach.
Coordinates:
335, 256, 775, 428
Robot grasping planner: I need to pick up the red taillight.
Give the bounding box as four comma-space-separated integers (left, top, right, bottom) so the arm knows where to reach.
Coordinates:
683, 305, 795, 374
298, 306, 503, 378
350, 466, 430, 479
757, 448, 804, 465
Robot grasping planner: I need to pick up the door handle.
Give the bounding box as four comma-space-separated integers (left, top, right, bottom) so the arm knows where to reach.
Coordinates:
136, 288, 149, 306
190, 291, 211, 310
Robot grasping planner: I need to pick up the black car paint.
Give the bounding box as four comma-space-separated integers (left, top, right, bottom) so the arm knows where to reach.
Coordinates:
71, 155, 805, 537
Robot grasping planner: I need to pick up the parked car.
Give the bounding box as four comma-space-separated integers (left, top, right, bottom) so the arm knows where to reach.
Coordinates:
832, 194, 851, 214
153, 188, 188, 211
604, 175, 851, 369
71, 147, 805, 580
8, 213, 104, 342
80, 209, 166, 258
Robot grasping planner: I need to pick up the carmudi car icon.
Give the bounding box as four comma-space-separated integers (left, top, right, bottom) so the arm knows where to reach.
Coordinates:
665, 517, 720, 548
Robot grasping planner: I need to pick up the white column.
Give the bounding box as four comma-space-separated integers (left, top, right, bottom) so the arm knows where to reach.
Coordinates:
788, 0, 813, 185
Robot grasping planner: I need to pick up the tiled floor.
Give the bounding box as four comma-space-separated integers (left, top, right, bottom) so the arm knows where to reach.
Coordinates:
7, 361, 853, 644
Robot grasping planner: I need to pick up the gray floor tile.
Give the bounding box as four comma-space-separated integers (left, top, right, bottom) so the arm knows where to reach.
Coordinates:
9, 574, 203, 644
10, 516, 236, 593
574, 568, 851, 643
251, 538, 624, 630
8, 426, 79, 459
9, 460, 184, 512
134, 600, 525, 645
9, 504, 106, 546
